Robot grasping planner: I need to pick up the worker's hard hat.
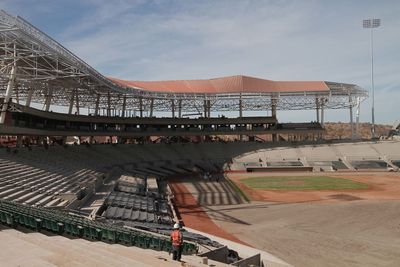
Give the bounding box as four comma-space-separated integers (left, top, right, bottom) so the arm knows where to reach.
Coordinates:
173, 223, 180, 229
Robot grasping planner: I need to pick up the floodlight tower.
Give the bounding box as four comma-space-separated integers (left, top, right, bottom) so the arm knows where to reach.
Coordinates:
362, 18, 381, 139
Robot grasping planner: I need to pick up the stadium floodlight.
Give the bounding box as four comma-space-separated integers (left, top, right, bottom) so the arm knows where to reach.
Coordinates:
363, 19, 381, 28
362, 18, 381, 139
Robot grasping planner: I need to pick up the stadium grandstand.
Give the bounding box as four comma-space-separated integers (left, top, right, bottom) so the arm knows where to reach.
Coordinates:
388, 119, 400, 138
0, 9, 367, 144
3, 9, 399, 267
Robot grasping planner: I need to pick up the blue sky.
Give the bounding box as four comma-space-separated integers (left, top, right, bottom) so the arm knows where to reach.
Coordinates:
1, 0, 399, 124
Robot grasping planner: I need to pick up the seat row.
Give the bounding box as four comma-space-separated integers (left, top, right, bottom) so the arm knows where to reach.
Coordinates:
0, 156, 100, 207
0, 200, 197, 255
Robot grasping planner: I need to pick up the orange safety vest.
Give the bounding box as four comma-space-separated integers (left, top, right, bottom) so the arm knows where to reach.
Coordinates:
171, 230, 183, 246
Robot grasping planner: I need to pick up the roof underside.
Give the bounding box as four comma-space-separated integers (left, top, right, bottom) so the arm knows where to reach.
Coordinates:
110, 76, 330, 94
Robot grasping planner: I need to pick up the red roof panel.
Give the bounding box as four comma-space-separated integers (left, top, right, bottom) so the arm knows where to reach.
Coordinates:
109, 75, 329, 94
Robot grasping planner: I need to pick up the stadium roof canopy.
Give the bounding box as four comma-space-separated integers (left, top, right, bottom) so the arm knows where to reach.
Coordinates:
110, 76, 330, 94
0, 9, 368, 114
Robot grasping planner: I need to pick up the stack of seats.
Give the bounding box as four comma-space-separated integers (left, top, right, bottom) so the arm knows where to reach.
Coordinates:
102, 177, 173, 226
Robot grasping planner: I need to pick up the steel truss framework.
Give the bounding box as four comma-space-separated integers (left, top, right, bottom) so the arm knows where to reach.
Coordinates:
0, 10, 368, 117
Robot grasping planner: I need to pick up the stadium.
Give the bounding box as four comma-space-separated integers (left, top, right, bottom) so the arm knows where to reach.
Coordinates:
0, 8, 399, 267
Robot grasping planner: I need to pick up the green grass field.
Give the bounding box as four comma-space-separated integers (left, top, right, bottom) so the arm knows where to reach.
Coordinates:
241, 176, 369, 190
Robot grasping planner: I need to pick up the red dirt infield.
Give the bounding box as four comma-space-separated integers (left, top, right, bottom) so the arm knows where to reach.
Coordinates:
229, 172, 400, 203
168, 179, 249, 246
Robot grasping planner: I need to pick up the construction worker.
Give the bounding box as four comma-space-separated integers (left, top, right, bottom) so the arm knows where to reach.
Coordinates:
170, 223, 183, 261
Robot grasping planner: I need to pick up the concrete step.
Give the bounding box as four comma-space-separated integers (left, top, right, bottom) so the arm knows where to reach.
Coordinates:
44, 198, 62, 207
0, 186, 23, 198
2, 188, 31, 200
15, 191, 40, 203
24, 193, 48, 205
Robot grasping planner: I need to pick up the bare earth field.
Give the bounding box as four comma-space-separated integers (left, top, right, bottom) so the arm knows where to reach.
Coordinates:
172, 172, 400, 267
206, 200, 400, 267
230, 172, 400, 203
213, 172, 400, 267
169, 178, 248, 245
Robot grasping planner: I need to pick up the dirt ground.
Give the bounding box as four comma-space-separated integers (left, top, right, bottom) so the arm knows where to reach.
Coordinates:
171, 172, 400, 267
211, 172, 400, 267
169, 178, 249, 246
206, 200, 400, 267
229, 172, 400, 203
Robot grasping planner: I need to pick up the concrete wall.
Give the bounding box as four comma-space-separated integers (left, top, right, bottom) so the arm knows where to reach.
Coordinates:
67, 189, 94, 210
198, 246, 229, 264
232, 253, 261, 267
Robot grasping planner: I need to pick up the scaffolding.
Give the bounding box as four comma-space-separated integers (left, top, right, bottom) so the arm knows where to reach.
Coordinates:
0, 9, 368, 127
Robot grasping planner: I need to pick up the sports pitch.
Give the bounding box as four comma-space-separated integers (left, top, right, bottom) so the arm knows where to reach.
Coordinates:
241, 176, 369, 190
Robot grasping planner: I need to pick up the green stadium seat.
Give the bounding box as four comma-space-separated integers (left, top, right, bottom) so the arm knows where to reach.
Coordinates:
17, 214, 26, 227
148, 236, 163, 251
42, 218, 52, 231
93, 227, 102, 240
136, 234, 148, 248
5, 212, 15, 227
0, 200, 199, 255
129, 233, 137, 246
0, 210, 7, 224
52, 222, 64, 234
64, 222, 73, 235
163, 240, 172, 253
101, 228, 117, 242
118, 230, 132, 245
76, 225, 84, 237
83, 225, 91, 238
31, 218, 42, 231
19, 214, 28, 228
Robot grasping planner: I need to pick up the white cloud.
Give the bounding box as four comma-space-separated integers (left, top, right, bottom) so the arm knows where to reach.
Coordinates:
1, 0, 399, 123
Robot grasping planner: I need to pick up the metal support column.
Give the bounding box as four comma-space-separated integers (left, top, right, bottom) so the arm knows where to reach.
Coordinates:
203, 100, 208, 118
320, 98, 325, 126
239, 94, 243, 118
107, 92, 111, 116
239, 95, 243, 140
178, 99, 182, 118
271, 98, 277, 117
0, 42, 17, 124
44, 88, 52, 112
315, 98, 320, 123
25, 88, 34, 107
149, 99, 154, 117
355, 97, 361, 139
350, 99, 354, 140
171, 100, 175, 118
68, 90, 75, 114
207, 100, 211, 117
0, 65, 17, 124
15, 86, 19, 104
271, 98, 277, 141
75, 89, 80, 115
94, 94, 100, 116
121, 95, 126, 117
139, 97, 143, 118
